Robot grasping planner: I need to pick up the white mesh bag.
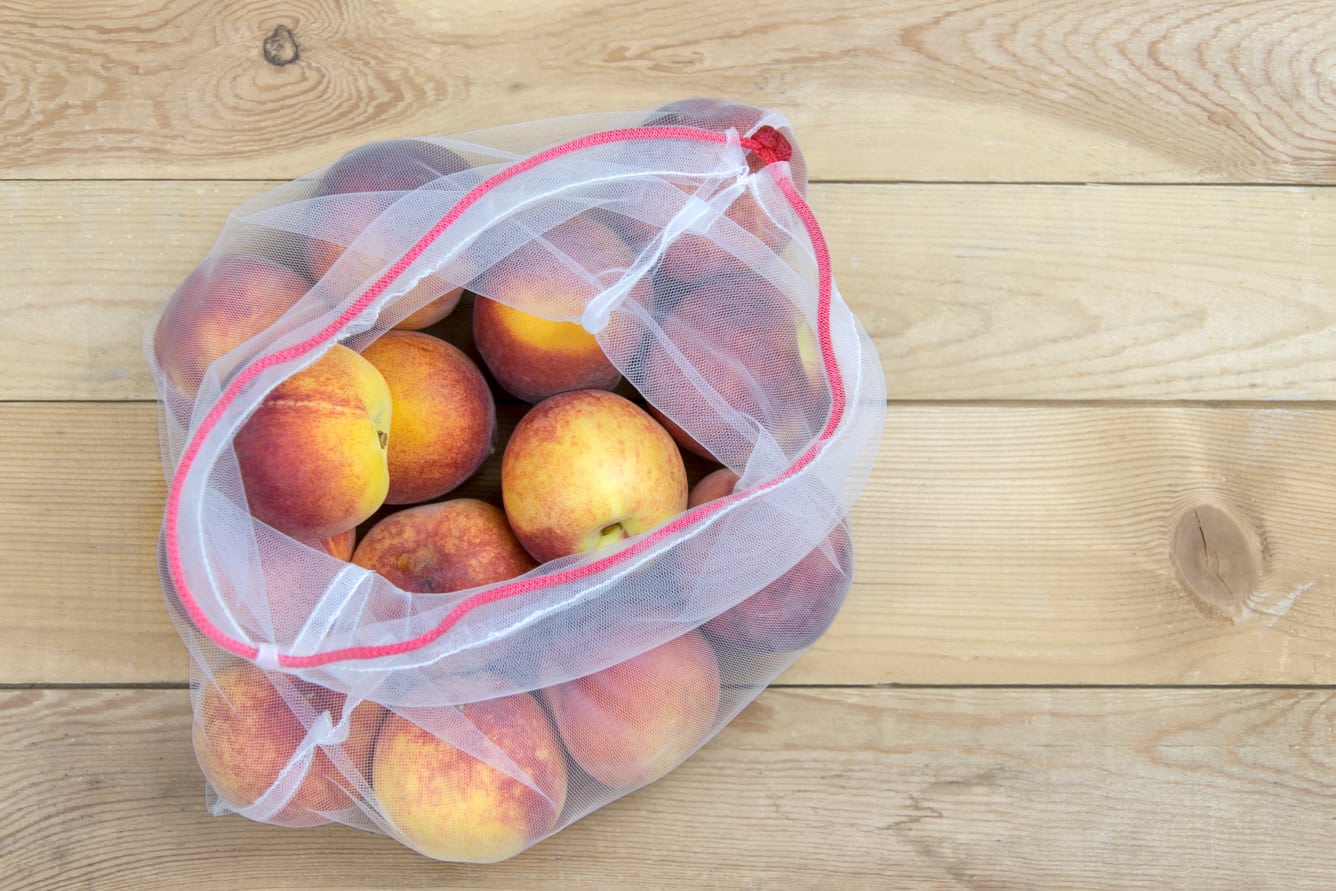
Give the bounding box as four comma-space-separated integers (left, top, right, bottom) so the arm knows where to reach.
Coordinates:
147, 98, 886, 862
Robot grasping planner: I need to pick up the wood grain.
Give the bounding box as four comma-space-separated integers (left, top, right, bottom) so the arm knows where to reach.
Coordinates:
9, 181, 1336, 402
0, 404, 176, 682
2, 1, 1336, 182
4, 686, 1336, 890
9, 401, 1336, 687
9, 1, 1336, 886
812, 403, 1336, 686
815, 183, 1336, 401
1, 181, 242, 401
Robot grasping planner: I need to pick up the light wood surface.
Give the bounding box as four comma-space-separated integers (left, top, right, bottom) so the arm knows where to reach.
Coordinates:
5, 1, 1336, 887
10, 182, 1336, 401
7, 687, 1336, 891
9, 402, 1336, 687
5, 1, 1336, 182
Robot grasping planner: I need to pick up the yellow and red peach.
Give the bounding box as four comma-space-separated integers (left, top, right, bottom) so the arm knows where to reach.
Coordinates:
501, 389, 687, 562
642, 97, 808, 192
193, 662, 385, 827
541, 630, 720, 790
154, 252, 312, 397
472, 298, 622, 403
472, 214, 638, 402
372, 693, 568, 862
604, 98, 809, 286
360, 330, 495, 505
642, 271, 827, 464
702, 521, 853, 654
689, 467, 854, 654
316, 528, 357, 561
304, 139, 471, 330
353, 499, 537, 593
687, 467, 740, 508
646, 404, 715, 462
233, 344, 392, 542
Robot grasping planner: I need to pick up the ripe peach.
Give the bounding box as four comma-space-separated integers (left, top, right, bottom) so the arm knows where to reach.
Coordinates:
687, 467, 740, 508
372, 693, 568, 862
646, 403, 714, 462
317, 528, 357, 561
352, 499, 537, 594
304, 139, 472, 330
501, 389, 687, 562
541, 630, 720, 790
233, 344, 392, 542
641, 271, 827, 465
360, 331, 495, 505
193, 662, 385, 827
153, 252, 312, 397
648, 187, 792, 288
472, 298, 622, 403
472, 214, 638, 402
704, 522, 853, 654
602, 98, 809, 286
643, 97, 808, 192
689, 467, 853, 654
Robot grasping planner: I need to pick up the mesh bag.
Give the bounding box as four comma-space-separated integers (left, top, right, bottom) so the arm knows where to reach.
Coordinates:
147, 99, 886, 862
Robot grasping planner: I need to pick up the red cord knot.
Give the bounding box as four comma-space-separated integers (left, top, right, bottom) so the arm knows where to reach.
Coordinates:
742, 125, 793, 170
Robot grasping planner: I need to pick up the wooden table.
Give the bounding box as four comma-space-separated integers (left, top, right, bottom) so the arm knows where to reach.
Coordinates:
5, 2, 1336, 888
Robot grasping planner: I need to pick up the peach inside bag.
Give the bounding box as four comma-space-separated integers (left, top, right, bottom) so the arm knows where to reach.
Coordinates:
147, 100, 885, 862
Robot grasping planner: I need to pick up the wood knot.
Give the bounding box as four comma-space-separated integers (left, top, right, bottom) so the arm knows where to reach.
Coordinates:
1169, 502, 1263, 622
263, 25, 300, 67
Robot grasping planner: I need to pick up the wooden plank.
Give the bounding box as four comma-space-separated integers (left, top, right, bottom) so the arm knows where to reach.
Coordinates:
2, 2, 1336, 182
0, 404, 177, 682
807, 403, 1336, 686
814, 183, 1336, 401
8, 181, 1336, 402
2, 181, 244, 402
4, 686, 1336, 889
8, 401, 1336, 687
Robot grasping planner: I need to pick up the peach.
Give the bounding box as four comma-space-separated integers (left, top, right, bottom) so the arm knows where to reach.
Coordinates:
541, 630, 720, 790
472, 297, 622, 403
643, 97, 808, 190
641, 271, 827, 464
703, 522, 853, 654
304, 139, 471, 330
153, 252, 312, 397
353, 499, 537, 594
193, 662, 385, 827
647, 403, 714, 462
372, 693, 568, 862
688, 467, 740, 508
360, 331, 495, 505
689, 468, 853, 654
501, 389, 687, 562
602, 98, 809, 286
648, 186, 792, 288
317, 528, 357, 561
233, 344, 392, 542
472, 214, 638, 402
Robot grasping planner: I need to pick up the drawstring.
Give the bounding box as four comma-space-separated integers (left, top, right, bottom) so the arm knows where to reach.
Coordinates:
740, 125, 794, 168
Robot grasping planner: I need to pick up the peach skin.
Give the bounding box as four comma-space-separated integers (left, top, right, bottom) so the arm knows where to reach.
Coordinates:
360, 330, 495, 505
233, 344, 392, 542
372, 693, 568, 862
